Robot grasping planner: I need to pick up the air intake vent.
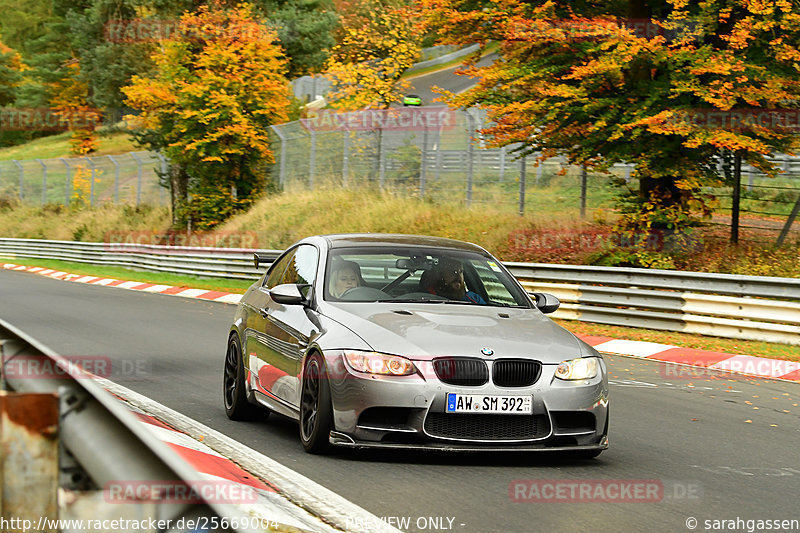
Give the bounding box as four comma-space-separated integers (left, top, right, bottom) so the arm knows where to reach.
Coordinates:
432, 358, 488, 386
492, 359, 541, 387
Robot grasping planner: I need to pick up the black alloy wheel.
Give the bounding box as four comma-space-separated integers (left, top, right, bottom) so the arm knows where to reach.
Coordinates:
223, 333, 264, 420
299, 353, 333, 453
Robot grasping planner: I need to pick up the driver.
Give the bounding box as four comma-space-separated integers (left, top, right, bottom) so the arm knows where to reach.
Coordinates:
434, 258, 486, 304
330, 260, 361, 298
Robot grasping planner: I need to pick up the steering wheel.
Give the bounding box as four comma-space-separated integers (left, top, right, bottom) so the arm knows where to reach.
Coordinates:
340, 287, 360, 298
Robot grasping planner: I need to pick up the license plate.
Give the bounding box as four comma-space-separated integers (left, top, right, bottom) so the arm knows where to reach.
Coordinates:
446, 393, 532, 414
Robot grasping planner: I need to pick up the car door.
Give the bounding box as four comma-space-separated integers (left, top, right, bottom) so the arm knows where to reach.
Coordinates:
244, 248, 295, 401
257, 244, 320, 408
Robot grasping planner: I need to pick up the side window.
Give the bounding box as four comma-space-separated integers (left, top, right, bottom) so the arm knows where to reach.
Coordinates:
263, 250, 296, 289
469, 259, 518, 306
280, 245, 319, 288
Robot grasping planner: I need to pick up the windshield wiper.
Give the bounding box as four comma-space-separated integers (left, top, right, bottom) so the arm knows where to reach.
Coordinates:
377, 298, 445, 303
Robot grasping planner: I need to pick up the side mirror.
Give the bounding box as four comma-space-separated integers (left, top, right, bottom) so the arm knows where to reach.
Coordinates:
270, 284, 306, 305
532, 292, 560, 314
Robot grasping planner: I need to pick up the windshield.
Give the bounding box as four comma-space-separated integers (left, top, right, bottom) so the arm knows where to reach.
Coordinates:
324, 247, 532, 307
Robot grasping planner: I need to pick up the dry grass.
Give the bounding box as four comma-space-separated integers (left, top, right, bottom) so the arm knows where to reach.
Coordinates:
220, 184, 590, 252
0, 203, 171, 242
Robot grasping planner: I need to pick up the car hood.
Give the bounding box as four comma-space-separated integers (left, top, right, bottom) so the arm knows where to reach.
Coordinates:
320, 303, 584, 364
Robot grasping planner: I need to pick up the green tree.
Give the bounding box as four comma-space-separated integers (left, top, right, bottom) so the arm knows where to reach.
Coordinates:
419, 0, 800, 242
255, 0, 339, 78
123, 3, 291, 229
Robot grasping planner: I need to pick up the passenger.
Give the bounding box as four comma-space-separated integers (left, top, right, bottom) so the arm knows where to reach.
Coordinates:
330, 261, 361, 298
434, 258, 486, 304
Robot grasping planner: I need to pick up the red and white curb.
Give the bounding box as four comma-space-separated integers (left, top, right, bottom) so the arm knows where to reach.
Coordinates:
99, 378, 402, 533
2, 263, 242, 304
580, 335, 800, 383
127, 408, 320, 531
5, 261, 799, 383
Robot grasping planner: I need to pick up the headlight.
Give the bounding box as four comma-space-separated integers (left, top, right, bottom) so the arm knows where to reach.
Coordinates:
344, 351, 417, 376
555, 357, 599, 380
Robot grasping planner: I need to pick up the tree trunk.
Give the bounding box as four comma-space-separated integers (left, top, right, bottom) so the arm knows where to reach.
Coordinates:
169, 163, 189, 227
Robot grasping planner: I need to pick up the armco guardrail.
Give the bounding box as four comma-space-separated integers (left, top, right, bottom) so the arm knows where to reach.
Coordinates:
2, 238, 799, 345
0, 238, 281, 280
0, 318, 257, 532
506, 263, 800, 346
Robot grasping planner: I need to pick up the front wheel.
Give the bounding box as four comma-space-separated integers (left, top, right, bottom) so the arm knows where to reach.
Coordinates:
299, 353, 333, 454
223, 334, 265, 421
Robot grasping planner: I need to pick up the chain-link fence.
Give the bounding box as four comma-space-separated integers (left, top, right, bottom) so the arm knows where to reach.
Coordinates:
0, 151, 167, 207
2, 107, 799, 245
270, 108, 630, 215
706, 155, 800, 242
270, 107, 800, 242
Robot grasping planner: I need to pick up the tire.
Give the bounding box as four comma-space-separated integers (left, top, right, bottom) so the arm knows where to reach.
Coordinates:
299, 352, 333, 454
223, 333, 264, 421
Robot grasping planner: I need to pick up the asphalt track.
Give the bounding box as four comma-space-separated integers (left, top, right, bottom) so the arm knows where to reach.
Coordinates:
2, 269, 799, 533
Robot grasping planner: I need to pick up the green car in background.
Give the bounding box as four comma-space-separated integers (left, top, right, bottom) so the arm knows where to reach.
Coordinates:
403, 94, 422, 106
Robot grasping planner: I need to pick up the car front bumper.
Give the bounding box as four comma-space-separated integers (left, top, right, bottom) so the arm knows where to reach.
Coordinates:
325, 353, 609, 449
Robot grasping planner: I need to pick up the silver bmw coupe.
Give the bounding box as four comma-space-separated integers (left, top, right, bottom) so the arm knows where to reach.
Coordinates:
224, 234, 608, 456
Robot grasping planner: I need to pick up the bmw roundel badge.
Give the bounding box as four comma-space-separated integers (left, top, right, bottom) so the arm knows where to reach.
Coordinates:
480, 347, 494, 356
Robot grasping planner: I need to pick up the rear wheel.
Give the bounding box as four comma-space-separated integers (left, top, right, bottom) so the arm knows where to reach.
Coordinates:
299, 353, 333, 454
223, 334, 264, 421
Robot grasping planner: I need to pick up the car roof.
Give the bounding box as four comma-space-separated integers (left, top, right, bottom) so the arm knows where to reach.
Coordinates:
319, 233, 487, 253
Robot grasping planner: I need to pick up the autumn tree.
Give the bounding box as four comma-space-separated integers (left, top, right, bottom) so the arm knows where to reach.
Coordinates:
0, 39, 23, 106
419, 0, 800, 248
325, 0, 422, 110
123, 3, 290, 229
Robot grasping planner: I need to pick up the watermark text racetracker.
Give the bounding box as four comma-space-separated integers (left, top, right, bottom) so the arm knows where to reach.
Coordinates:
510, 479, 702, 503
2, 355, 150, 380
661, 360, 800, 380
685, 517, 800, 532
104, 480, 257, 504
301, 107, 457, 132
104, 230, 259, 251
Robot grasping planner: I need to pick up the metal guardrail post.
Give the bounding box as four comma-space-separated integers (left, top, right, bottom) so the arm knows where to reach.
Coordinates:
519, 156, 526, 216
580, 166, 587, 218
0, 391, 59, 531
499, 146, 506, 183
465, 113, 475, 207
270, 125, 287, 189
420, 127, 428, 198
777, 193, 800, 247
309, 128, 316, 189
86, 157, 96, 207
13, 160, 22, 202
59, 158, 71, 207
535, 153, 543, 186
109, 155, 120, 203
0, 318, 257, 532
37, 159, 47, 205
130, 152, 143, 205
342, 127, 350, 186
378, 127, 386, 189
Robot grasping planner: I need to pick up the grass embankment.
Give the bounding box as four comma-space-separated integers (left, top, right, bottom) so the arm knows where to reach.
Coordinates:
1, 186, 799, 361
0, 131, 138, 161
